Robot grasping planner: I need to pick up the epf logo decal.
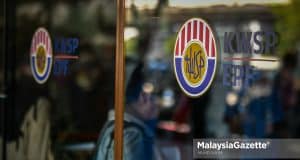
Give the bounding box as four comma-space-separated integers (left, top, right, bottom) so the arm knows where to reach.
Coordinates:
30, 28, 53, 84
174, 18, 217, 97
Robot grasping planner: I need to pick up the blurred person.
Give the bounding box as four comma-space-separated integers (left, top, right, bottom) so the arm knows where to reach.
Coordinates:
190, 91, 211, 138
241, 76, 272, 138
7, 98, 54, 160
172, 94, 190, 129
224, 91, 242, 137
3, 63, 54, 160
270, 50, 298, 137
173, 91, 210, 138
94, 63, 161, 160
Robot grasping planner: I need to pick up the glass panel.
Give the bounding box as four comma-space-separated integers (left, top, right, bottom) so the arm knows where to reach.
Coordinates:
6, 0, 116, 159
95, 0, 300, 159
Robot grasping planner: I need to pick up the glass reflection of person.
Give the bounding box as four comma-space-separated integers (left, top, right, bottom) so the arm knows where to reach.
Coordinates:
94, 63, 160, 160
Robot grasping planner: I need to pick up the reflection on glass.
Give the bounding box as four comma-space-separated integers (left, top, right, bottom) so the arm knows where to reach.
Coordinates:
1, 0, 300, 159
99, 0, 299, 159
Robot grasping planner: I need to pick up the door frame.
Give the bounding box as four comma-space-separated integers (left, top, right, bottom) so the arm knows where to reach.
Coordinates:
114, 0, 125, 159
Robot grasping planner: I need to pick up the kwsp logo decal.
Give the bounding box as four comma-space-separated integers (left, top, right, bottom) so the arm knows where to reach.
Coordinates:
174, 18, 217, 97
30, 28, 53, 84
30, 27, 79, 84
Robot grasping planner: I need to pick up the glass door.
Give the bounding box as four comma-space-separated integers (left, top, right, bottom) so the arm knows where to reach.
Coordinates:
106, 0, 299, 159
2, 0, 117, 159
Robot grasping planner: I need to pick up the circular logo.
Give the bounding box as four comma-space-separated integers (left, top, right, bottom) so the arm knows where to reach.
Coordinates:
174, 18, 217, 97
30, 28, 53, 84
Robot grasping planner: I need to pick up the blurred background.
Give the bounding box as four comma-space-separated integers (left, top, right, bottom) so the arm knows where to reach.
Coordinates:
1, 0, 300, 159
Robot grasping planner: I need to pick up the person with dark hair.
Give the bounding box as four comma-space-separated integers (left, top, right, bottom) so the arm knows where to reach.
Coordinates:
270, 50, 298, 137
94, 63, 160, 160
